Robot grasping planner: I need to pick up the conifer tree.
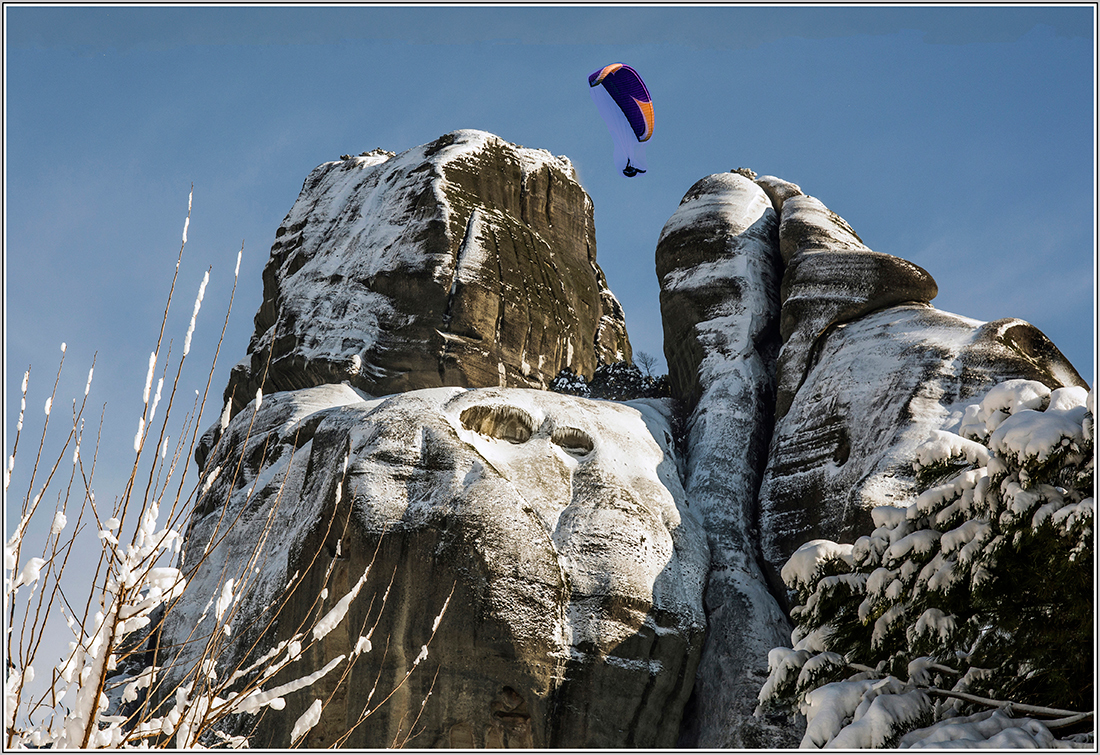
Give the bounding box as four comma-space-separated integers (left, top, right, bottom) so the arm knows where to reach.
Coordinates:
757, 379, 1094, 748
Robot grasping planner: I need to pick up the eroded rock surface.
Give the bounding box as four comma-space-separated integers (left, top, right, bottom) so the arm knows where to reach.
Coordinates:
655, 173, 796, 748
165, 385, 707, 748
764, 184, 940, 420
223, 130, 630, 419
655, 170, 1088, 744
757, 304, 1089, 596
163, 141, 1090, 750
752, 178, 1087, 595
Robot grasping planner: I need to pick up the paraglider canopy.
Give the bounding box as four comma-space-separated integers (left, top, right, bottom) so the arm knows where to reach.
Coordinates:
588, 63, 653, 177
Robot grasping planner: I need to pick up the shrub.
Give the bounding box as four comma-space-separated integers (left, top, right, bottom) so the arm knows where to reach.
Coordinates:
550, 359, 671, 401
4, 193, 445, 748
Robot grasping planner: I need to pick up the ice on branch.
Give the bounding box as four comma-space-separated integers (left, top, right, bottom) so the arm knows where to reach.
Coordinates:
313, 565, 371, 642
12, 557, 46, 589
148, 378, 164, 427
291, 699, 323, 744
143, 351, 157, 405
183, 270, 209, 356
133, 418, 145, 453
182, 190, 192, 243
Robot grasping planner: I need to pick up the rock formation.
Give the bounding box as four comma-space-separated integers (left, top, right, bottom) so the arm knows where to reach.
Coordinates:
165, 385, 707, 748
162, 132, 698, 749
159, 131, 1090, 750
755, 179, 1088, 596
655, 173, 795, 748
222, 130, 630, 419
657, 170, 1087, 747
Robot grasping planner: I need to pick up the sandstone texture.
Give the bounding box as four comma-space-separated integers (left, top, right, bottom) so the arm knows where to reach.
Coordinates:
654, 169, 1087, 744
223, 130, 630, 419
767, 187, 940, 420
757, 303, 1089, 598
655, 173, 795, 747
159, 134, 1091, 750
754, 178, 1088, 596
165, 385, 707, 748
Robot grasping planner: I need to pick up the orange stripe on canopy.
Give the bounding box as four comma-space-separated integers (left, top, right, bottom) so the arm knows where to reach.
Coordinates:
590, 62, 624, 87
633, 98, 655, 141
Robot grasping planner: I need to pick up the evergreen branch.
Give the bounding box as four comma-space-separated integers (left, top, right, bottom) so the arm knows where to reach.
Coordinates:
925, 687, 1092, 719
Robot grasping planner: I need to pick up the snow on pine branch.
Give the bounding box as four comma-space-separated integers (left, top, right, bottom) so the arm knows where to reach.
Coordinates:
757, 379, 1094, 748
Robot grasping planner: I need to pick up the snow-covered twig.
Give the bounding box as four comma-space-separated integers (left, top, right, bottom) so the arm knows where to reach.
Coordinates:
5, 191, 451, 750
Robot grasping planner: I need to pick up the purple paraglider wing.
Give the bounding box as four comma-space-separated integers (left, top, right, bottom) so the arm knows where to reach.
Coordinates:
588, 63, 653, 142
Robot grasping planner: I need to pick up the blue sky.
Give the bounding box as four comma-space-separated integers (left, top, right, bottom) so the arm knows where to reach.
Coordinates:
5, 5, 1096, 505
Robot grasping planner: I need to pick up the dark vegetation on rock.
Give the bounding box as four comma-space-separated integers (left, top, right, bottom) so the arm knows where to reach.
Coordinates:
550, 360, 671, 401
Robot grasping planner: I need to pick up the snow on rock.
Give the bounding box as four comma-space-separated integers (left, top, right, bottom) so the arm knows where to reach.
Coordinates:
656, 171, 781, 411
757, 199, 1087, 591
655, 172, 796, 747
222, 130, 629, 421
771, 190, 939, 421
656, 169, 1089, 749
163, 384, 707, 748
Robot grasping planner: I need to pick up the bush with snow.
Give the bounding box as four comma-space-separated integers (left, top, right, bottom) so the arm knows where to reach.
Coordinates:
757, 379, 1094, 748
4, 195, 445, 748
550, 359, 670, 401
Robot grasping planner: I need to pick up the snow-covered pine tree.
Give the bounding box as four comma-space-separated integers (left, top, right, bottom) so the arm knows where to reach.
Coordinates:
757, 379, 1094, 748
550, 361, 670, 401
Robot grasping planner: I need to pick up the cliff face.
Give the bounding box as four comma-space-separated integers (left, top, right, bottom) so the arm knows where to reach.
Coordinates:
655, 173, 794, 747
658, 170, 1086, 747
163, 133, 1088, 749
164, 132, 694, 749
167, 385, 707, 748
223, 130, 630, 419
753, 178, 1087, 596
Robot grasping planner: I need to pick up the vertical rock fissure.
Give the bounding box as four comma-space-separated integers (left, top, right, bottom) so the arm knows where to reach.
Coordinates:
492, 224, 508, 376
441, 208, 481, 330
544, 170, 554, 232
656, 172, 796, 748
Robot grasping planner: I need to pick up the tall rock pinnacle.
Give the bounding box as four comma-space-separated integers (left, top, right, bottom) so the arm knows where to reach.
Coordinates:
223, 130, 630, 419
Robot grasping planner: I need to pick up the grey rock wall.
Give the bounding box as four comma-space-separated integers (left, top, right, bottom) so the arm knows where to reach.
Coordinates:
656, 169, 1087, 745
755, 178, 1088, 595
655, 173, 796, 747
